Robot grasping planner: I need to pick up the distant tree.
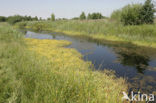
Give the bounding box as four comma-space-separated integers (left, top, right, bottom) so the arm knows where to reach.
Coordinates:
3, 15, 39, 24
34, 16, 38, 21
72, 17, 79, 20
87, 13, 92, 19
62, 18, 67, 20
47, 18, 51, 20
39, 17, 42, 21
7, 15, 24, 24
51, 13, 55, 21
80, 12, 86, 20
87, 13, 104, 19
140, 0, 155, 24
0, 16, 6, 22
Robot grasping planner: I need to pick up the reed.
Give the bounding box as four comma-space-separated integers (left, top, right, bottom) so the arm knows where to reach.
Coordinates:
0, 23, 127, 103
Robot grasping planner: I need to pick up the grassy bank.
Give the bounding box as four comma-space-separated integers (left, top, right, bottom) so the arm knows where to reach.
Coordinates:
16, 19, 156, 48
0, 23, 127, 103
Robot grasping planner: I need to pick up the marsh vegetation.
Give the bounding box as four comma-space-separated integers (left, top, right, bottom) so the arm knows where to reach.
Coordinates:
1, 0, 156, 102
0, 23, 127, 103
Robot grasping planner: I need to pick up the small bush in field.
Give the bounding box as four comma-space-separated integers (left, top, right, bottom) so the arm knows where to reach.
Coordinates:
16, 22, 27, 29
31, 22, 47, 31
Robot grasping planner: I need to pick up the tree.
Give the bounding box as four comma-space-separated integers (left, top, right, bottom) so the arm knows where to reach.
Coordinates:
87, 13, 92, 19
7, 15, 24, 24
120, 4, 143, 25
87, 13, 104, 19
112, 0, 155, 25
140, 0, 155, 24
80, 12, 86, 20
51, 13, 55, 21
34, 16, 38, 21
39, 17, 42, 21
0, 16, 6, 22
111, 10, 122, 21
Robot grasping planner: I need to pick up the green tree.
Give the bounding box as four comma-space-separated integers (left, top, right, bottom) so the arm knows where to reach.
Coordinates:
120, 4, 143, 25
111, 10, 122, 21
80, 12, 86, 20
34, 16, 38, 21
7, 15, 24, 24
112, 0, 155, 25
87, 13, 92, 19
0, 16, 6, 22
140, 0, 155, 24
51, 14, 55, 21
87, 13, 104, 19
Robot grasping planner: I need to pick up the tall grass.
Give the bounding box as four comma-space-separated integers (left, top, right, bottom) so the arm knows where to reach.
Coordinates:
0, 23, 127, 103
17, 19, 156, 48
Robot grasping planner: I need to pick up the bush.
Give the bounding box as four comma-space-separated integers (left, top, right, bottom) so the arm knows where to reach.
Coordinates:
15, 22, 27, 29
31, 22, 48, 31
120, 4, 143, 25
7, 15, 24, 24
111, 0, 155, 25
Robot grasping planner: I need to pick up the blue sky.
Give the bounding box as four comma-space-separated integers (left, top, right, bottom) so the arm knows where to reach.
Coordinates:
0, 0, 146, 19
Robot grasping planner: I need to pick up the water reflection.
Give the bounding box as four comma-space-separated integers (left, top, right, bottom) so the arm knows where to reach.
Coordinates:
117, 52, 149, 74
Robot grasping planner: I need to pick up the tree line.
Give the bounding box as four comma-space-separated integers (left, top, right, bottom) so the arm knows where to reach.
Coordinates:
0, 0, 155, 25
0, 15, 39, 24
79, 12, 106, 20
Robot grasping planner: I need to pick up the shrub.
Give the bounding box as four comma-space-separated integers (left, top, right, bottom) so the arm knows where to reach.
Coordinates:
15, 22, 27, 29
120, 4, 143, 25
31, 22, 48, 31
111, 0, 155, 25
7, 15, 24, 24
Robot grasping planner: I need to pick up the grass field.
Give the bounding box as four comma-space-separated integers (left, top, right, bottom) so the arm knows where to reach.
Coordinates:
16, 19, 156, 48
0, 23, 127, 103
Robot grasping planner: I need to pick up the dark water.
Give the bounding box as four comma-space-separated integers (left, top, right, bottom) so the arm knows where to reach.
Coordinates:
25, 30, 156, 94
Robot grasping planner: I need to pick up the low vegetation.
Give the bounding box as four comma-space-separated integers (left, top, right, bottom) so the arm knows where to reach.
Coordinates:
14, 0, 156, 49
16, 19, 156, 48
0, 23, 127, 103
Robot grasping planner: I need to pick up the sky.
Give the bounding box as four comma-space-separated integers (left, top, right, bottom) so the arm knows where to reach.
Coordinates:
0, 0, 147, 19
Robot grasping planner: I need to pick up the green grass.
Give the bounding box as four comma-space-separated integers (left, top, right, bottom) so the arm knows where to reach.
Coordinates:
0, 23, 127, 103
16, 19, 156, 48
